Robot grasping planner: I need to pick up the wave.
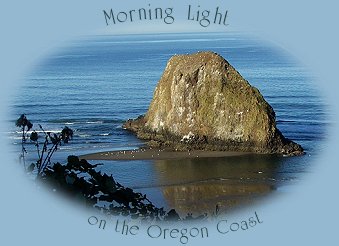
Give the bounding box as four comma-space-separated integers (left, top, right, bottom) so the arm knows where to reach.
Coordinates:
85, 121, 104, 124
45, 118, 124, 125
14, 129, 62, 134
277, 119, 329, 126
77, 134, 92, 138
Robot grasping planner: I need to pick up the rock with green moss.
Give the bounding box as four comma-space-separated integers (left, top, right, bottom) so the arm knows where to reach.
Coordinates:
123, 51, 303, 156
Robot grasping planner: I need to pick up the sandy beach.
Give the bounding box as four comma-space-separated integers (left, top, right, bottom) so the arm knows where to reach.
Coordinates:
79, 148, 251, 161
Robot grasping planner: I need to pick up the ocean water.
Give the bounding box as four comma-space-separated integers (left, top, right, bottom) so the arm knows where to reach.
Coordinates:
9, 32, 328, 215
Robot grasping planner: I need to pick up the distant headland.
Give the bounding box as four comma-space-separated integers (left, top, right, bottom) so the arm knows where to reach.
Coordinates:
122, 51, 303, 156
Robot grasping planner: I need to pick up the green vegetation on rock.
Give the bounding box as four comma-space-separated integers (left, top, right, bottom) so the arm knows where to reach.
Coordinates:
123, 51, 303, 156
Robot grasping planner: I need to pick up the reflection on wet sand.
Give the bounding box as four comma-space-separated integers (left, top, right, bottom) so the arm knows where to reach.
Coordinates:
161, 180, 273, 216
153, 154, 284, 216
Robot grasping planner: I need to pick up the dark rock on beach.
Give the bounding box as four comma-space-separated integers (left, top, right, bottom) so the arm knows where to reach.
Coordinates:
123, 51, 303, 156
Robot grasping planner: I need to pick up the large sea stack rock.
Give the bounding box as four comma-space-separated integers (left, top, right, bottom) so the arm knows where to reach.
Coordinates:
123, 51, 303, 156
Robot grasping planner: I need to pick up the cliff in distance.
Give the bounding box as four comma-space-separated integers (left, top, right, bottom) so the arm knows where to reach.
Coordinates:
123, 51, 303, 156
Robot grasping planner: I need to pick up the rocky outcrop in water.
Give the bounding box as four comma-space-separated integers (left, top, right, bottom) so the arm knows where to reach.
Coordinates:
123, 51, 303, 156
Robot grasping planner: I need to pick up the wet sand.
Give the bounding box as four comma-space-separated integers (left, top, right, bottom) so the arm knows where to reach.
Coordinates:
79, 149, 274, 216
79, 148, 251, 161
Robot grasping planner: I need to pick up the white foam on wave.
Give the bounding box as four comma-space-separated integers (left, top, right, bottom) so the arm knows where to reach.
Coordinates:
15, 130, 62, 134
85, 121, 104, 124
78, 134, 91, 138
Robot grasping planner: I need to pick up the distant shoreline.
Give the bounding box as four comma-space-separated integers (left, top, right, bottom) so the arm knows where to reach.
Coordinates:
79, 148, 252, 161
